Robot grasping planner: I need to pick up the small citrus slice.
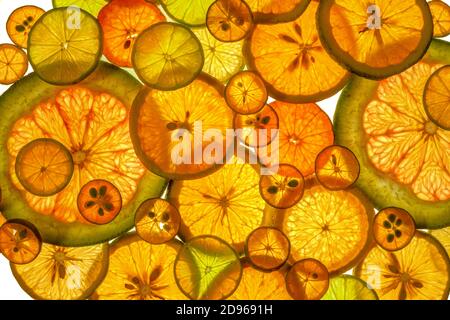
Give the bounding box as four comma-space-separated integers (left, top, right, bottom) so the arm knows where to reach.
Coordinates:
431, 227, 450, 256
373, 207, 416, 252
0, 44, 28, 85
245, 1, 349, 103
135, 198, 181, 244
429, 0, 450, 37
6, 5, 45, 49
174, 235, 242, 300
15, 138, 74, 197
0, 219, 41, 265
423, 65, 450, 130
315, 145, 360, 191
206, 0, 253, 42
225, 71, 267, 115
285, 258, 329, 300
245, 226, 290, 271
245, 0, 310, 23
53, 0, 109, 17
259, 164, 305, 209
317, 0, 433, 79
321, 275, 379, 300
159, 0, 215, 26
355, 231, 450, 300
12, 243, 108, 300
132, 22, 204, 90
193, 28, 244, 82
92, 233, 185, 300
98, 0, 165, 68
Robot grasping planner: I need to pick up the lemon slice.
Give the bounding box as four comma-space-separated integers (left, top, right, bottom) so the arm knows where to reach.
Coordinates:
159, 0, 215, 26
53, 0, 108, 17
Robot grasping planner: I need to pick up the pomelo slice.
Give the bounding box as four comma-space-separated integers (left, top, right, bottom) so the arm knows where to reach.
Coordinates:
6, 5, 45, 48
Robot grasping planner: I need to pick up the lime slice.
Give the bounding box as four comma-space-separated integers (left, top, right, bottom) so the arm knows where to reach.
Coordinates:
159, 0, 215, 26
322, 275, 379, 300
52, 0, 109, 17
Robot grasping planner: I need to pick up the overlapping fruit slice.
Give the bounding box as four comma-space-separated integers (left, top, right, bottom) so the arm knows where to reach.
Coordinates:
431, 227, 450, 256
423, 65, 450, 130
53, 0, 109, 17
245, 0, 310, 23
429, 0, 450, 37
6, 5, 45, 48
285, 259, 330, 300
0, 44, 28, 85
159, 0, 215, 26
321, 275, 378, 300
225, 71, 267, 115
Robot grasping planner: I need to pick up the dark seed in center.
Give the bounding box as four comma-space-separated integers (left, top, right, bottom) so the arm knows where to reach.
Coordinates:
267, 186, 278, 194
15, 25, 26, 32
288, 179, 299, 188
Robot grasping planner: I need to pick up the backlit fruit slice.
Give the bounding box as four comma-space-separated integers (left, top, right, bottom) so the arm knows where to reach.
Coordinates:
193, 28, 245, 83
12, 243, 108, 300
245, 0, 310, 23
234, 104, 279, 148
159, 0, 215, 26
334, 40, 450, 229
6, 5, 45, 49
98, 0, 165, 68
285, 259, 329, 300
53, 0, 109, 17
321, 275, 379, 300
258, 101, 334, 177
245, 1, 349, 103
170, 157, 265, 252
28, 8, 102, 85
132, 22, 204, 90
245, 227, 290, 271
373, 207, 416, 252
77, 180, 122, 225
0, 219, 42, 265
15, 138, 74, 197
0, 44, 28, 85
355, 231, 450, 300
92, 233, 185, 300
174, 235, 242, 300
259, 164, 305, 209
423, 65, 450, 129
431, 227, 450, 256
135, 198, 180, 244
315, 145, 360, 191
130, 73, 234, 180
280, 179, 373, 275
225, 71, 267, 115
0, 62, 166, 246
318, 0, 433, 79
206, 0, 253, 42
429, 1, 450, 37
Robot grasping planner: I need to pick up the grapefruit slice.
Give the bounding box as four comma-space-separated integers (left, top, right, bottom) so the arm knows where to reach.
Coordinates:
429, 0, 450, 38
423, 65, 450, 130
6, 5, 45, 49
321, 275, 379, 300
245, 0, 310, 24
0, 44, 28, 85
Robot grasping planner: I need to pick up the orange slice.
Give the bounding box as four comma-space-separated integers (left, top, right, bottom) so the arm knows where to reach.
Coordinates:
423, 65, 450, 130
225, 71, 267, 115
285, 258, 329, 300
0, 44, 28, 85
6, 5, 45, 49
245, 0, 310, 23
429, 0, 450, 37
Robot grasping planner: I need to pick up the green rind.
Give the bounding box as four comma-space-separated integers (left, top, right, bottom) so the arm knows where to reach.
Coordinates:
321, 275, 379, 300
0, 62, 167, 246
334, 39, 450, 229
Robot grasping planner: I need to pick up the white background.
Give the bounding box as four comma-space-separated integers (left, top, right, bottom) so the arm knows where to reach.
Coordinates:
0, 0, 448, 300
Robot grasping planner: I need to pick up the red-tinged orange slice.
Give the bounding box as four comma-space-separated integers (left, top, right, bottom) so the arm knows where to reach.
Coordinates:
6, 5, 45, 49
0, 44, 28, 85
226, 71, 267, 115
285, 258, 329, 300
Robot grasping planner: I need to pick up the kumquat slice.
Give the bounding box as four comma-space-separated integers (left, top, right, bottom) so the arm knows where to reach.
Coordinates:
6, 5, 45, 48
225, 71, 267, 115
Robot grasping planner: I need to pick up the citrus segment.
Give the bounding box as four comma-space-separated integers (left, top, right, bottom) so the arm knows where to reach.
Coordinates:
431, 227, 450, 256
0, 44, 28, 85
53, 0, 109, 17
245, 0, 310, 23
321, 275, 378, 300
225, 71, 267, 115
429, 0, 450, 37
285, 259, 329, 300
423, 65, 450, 129
159, 0, 215, 26
6, 5, 45, 48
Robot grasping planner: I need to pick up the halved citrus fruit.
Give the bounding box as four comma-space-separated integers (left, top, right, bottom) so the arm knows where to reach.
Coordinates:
0, 219, 42, 265
12, 242, 109, 300
318, 0, 433, 79
98, 0, 165, 68
159, 0, 215, 26
6, 5, 45, 49
174, 235, 242, 300
245, 0, 310, 24
0, 62, 167, 246
321, 275, 379, 300
245, 1, 349, 103
423, 65, 450, 129
429, 0, 450, 38
285, 258, 329, 300
225, 71, 267, 115
15, 138, 74, 197
53, 0, 109, 17
431, 227, 450, 256
135, 198, 181, 244
334, 39, 450, 229
315, 145, 360, 191
92, 233, 185, 300
0, 44, 28, 85
130, 73, 234, 180
355, 231, 450, 300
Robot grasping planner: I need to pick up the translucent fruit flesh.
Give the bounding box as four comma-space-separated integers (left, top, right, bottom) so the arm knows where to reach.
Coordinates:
0, 220, 41, 265
0, 44, 28, 85
6, 5, 45, 48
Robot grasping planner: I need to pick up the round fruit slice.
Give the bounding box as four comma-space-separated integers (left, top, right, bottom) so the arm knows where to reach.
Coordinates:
318, 0, 433, 79
315, 145, 360, 191
245, 0, 310, 24
130, 73, 234, 180
92, 233, 185, 300
334, 40, 450, 229
431, 227, 450, 256
159, 0, 215, 26
12, 242, 108, 300
98, 0, 165, 68
28, 7, 102, 85
355, 231, 450, 300
225, 71, 267, 115
174, 235, 242, 300
193, 28, 244, 83
15, 138, 74, 197
245, 226, 290, 271
53, 0, 109, 17
0, 62, 167, 246
245, 1, 349, 103
135, 198, 181, 244
285, 259, 329, 300
6, 5, 45, 48
429, 0, 450, 38
321, 275, 379, 300
423, 65, 450, 130
0, 44, 28, 85
132, 22, 204, 90
0, 219, 42, 265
